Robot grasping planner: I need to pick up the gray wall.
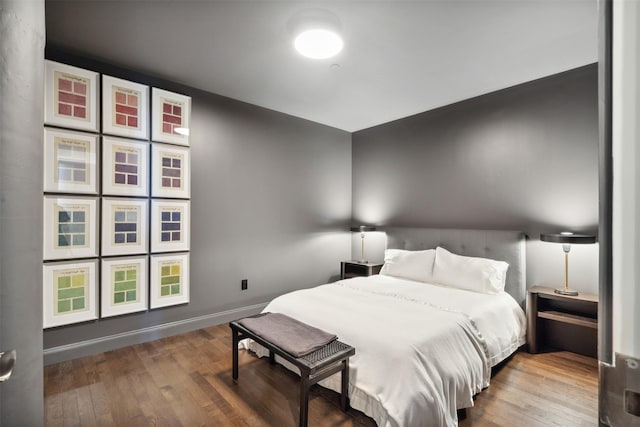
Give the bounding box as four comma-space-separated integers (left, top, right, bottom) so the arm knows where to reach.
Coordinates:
43, 49, 352, 360
39, 54, 600, 361
0, 0, 45, 424
352, 65, 600, 293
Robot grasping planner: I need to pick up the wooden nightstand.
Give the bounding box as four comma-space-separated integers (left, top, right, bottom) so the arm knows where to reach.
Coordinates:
340, 261, 383, 280
526, 285, 598, 358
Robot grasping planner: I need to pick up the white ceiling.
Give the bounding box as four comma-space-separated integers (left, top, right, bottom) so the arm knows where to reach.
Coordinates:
45, 0, 598, 132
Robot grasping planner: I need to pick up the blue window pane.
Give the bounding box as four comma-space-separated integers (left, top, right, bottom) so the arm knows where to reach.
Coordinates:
162, 223, 180, 231
115, 223, 136, 232
58, 211, 71, 222
73, 211, 85, 222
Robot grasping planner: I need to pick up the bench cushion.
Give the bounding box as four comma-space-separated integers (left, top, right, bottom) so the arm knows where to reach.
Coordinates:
238, 312, 337, 357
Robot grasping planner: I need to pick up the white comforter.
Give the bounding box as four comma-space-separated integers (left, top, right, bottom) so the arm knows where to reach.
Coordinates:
244, 275, 526, 427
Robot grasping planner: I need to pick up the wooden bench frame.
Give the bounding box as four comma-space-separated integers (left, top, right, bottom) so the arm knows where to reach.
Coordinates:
230, 316, 355, 427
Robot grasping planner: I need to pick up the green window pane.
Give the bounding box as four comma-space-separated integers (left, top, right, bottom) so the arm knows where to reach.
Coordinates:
126, 269, 137, 280
72, 297, 85, 310
171, 284, 180, 295
160, 286, 170, 296
161, 266, 171, 276
57, 276, 71, 288
57, 299, 71, 313
114, 270, 125, 281
113, 292, 125, 304
125, 290, 136, 301
114, 281, 136, 292
58, 287, 84, 299
161, 275, 180, 285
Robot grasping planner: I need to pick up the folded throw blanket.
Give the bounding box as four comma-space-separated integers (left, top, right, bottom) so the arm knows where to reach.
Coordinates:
238, 312, 337, 357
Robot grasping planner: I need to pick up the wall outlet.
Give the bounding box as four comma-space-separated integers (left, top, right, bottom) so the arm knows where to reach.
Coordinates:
241, 279, 248, 290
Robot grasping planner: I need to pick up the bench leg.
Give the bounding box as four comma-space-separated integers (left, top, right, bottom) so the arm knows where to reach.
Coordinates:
299, 375, 310, 427
457, 408, 468, 421
341, 359, 350, 411
232, 329, 239, 382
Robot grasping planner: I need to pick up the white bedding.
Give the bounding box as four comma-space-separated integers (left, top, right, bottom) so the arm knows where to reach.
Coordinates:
242, 274, 526, 427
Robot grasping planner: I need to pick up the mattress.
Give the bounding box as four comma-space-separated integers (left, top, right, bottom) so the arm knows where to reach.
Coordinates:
242, 274, 526, 427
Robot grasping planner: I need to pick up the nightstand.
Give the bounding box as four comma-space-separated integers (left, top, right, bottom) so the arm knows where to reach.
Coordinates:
340, 261, 383, 280
527, 285, 598, 358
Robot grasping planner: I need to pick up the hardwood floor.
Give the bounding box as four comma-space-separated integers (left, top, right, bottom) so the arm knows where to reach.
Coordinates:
44, 324, 598, 426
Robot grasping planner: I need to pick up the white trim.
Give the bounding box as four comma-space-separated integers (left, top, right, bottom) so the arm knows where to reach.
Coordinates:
101, 136, 149, 197
44, 60, 99, 133
150, 200, 190, 253
151, 143, 191, 199
149, 253, 190, 308
612, 0, 640, 358
101, 198, 149, 256
102, 75, 149, 140
43, 303, 268, 365
100, 256, 148, 318
151, 88, 191, 146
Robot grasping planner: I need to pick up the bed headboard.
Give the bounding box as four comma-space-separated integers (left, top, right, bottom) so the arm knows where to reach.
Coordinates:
385, 227, 527, 307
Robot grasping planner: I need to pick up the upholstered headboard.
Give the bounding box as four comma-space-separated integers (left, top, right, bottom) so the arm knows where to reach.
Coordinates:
385, 227, 527, 307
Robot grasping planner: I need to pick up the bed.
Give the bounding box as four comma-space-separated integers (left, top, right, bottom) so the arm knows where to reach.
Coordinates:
241, 227, 527, 427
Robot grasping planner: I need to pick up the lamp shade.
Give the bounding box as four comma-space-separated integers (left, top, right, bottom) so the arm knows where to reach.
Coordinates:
540, 233, 596, 244
540, 232, 595, 296
350, 226, 376, 232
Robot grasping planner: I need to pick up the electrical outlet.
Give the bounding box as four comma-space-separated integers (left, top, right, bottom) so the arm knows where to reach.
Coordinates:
241, 279, 248, 290
626, 389, 640, 416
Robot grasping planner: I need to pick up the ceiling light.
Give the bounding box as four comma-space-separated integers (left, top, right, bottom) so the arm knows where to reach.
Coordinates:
288, 9, 344, 60
294, 29, 343, 59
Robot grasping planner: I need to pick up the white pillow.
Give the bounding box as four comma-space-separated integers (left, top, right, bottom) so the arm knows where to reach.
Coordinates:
379, 249, 436, 283
432, 246, 509, 294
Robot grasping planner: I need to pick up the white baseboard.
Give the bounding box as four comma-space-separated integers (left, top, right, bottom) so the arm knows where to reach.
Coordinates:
43, 303, 268, 365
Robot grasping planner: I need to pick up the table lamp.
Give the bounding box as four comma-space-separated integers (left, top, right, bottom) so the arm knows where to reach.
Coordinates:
350, 225, 376, 263
540, 231, 596, 296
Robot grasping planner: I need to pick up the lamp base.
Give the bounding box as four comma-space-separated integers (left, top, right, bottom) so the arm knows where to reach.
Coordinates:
554, 287, 578, 296
358, 259, 369, 264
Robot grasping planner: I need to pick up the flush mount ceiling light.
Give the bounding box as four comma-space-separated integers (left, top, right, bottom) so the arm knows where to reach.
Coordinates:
288, 9, 344, 60
294, 29, 343, 59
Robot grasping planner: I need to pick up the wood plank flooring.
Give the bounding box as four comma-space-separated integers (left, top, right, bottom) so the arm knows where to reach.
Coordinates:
44, 324, 598, 426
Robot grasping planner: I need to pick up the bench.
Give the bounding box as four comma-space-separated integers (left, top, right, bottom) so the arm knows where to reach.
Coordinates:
229, 314, 355, 427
